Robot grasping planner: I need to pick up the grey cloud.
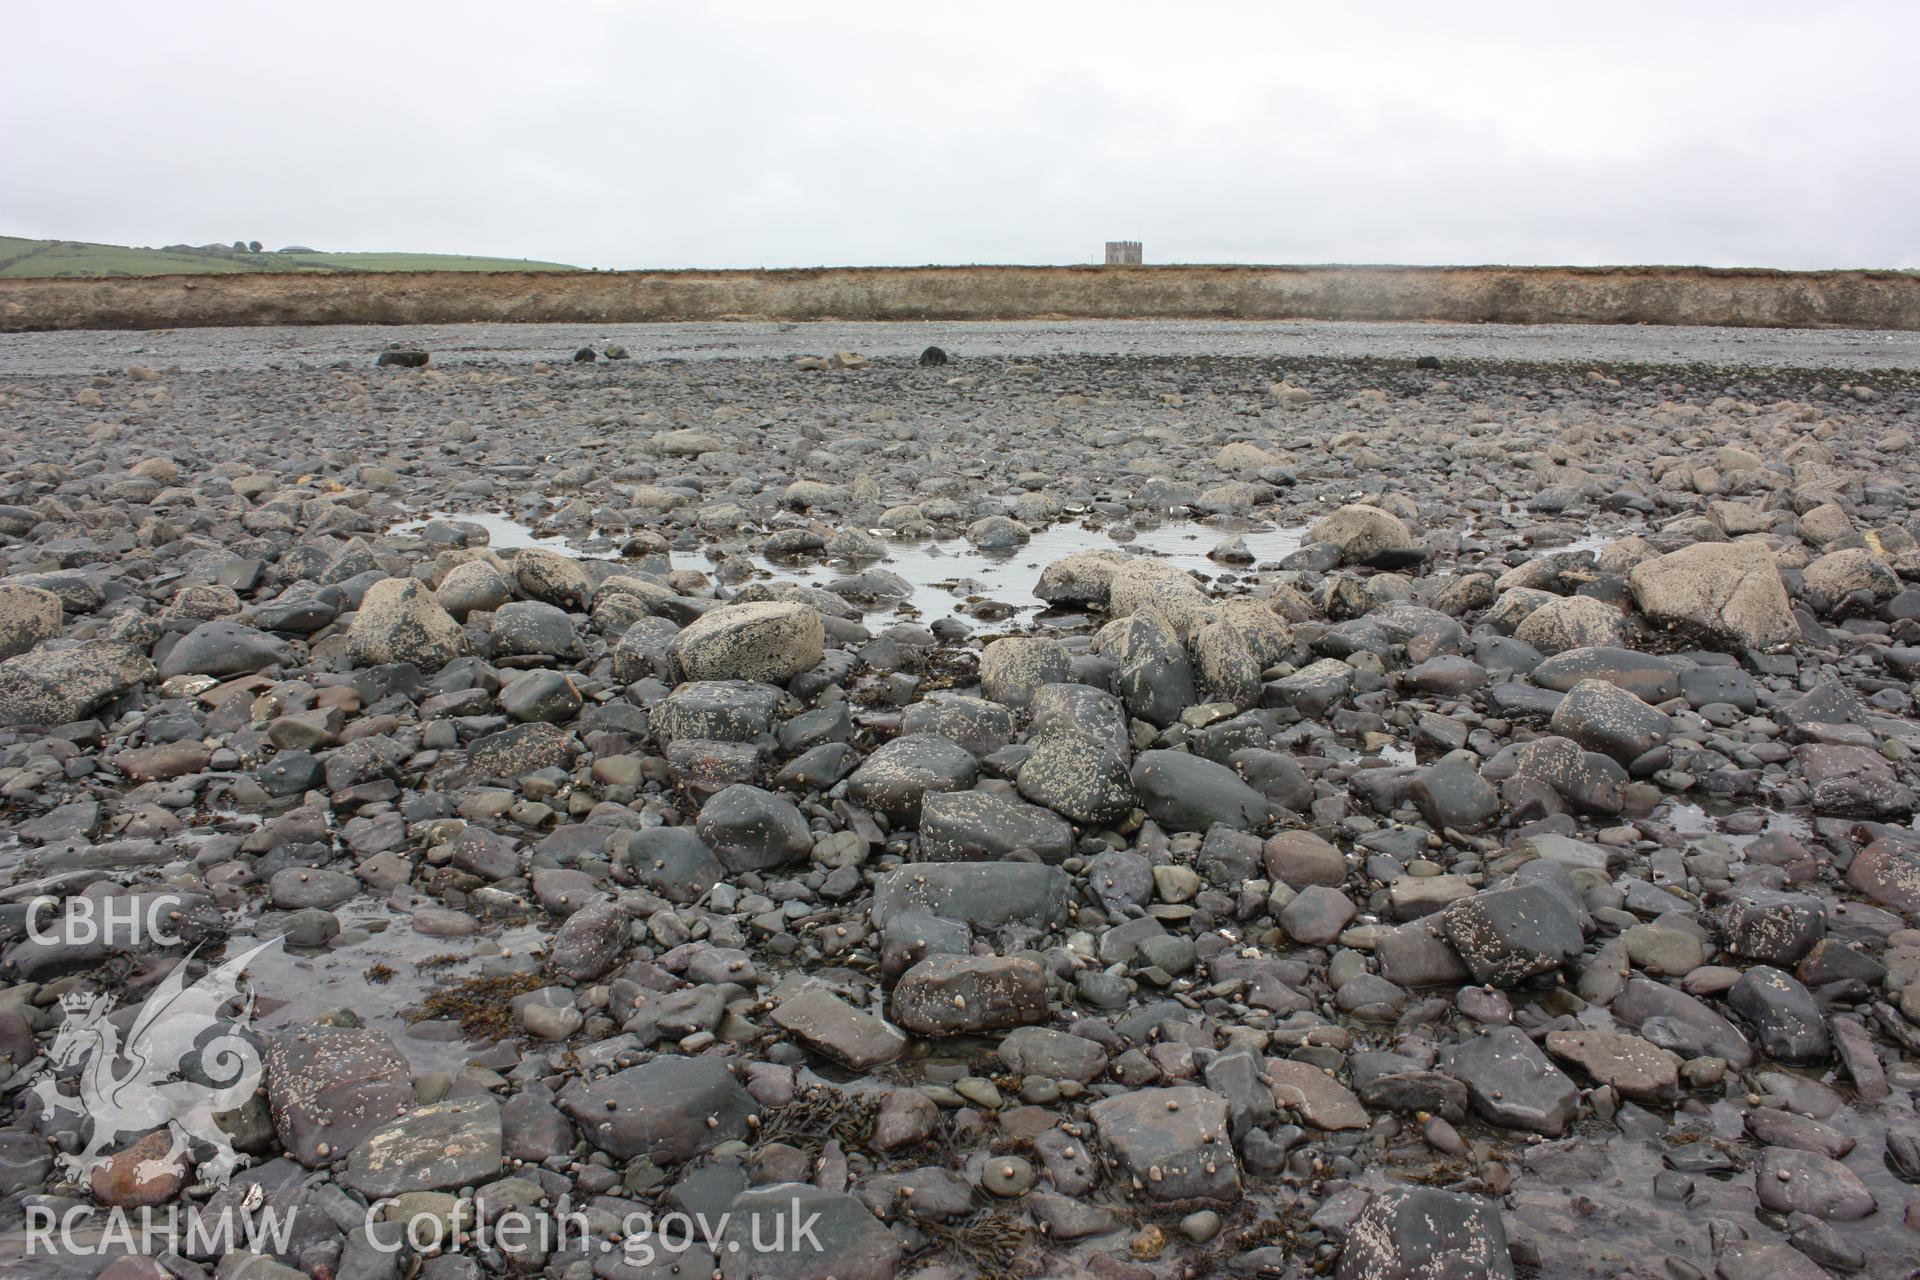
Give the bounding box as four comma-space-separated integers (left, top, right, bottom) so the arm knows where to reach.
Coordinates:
3, 0, 1914, 269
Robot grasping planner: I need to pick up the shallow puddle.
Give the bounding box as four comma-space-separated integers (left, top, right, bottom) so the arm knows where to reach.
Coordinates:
389, 511, 604, 560
724, 519, 1306, 625
391, 510, 1306, 625
238, 897, 548, 1075
1662, 798, 1814, 845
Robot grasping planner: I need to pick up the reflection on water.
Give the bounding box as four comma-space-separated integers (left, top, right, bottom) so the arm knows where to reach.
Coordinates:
1661, 799, 1814, 853
389, 511, 615, 560
390, 510, 1306, 626
722, 520, 1306, 625
238, 896, 548, 1075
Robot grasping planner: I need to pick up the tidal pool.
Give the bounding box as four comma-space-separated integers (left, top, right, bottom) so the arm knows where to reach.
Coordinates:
391, 511, 1307, 626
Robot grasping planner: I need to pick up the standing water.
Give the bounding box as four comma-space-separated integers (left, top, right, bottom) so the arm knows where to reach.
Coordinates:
389, 511, 1307, 625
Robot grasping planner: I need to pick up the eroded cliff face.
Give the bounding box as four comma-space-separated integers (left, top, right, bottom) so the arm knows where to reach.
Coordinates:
3, 264, 1917, 332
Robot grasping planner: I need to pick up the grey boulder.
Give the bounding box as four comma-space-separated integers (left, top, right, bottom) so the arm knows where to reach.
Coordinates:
1440, 884, 1584, 987
1088, 1086, 1240, 1202
696, 784, 812, 873
1439, 1027, 1580, 1136
158, 620, 291, 677
558, 1055, 758, 1164
1130, 750, 1271, 832
0, 641, 155, 727
1336, 1186, 1513, 1280
871, 862, 1068, 931
917, 790, 1074, 863
892, 955, 1049, 1035
343, 1097, 503, 1198
1727, 966, 1830, 1063
846, 734, 979, 825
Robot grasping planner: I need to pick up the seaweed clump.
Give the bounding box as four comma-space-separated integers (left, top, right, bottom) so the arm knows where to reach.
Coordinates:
754, 1084, 879, 1154
412, 970, 546, 1039
914, 1209, 1028, 1280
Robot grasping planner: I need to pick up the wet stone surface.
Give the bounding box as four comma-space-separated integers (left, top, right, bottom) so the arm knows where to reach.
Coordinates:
0, 329, 1916, 1279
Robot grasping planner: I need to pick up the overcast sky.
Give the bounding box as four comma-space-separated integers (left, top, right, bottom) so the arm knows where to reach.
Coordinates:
5, 1, 1916, 270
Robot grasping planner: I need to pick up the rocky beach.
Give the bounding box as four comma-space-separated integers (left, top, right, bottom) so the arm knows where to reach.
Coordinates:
0, 322, 1916, 1280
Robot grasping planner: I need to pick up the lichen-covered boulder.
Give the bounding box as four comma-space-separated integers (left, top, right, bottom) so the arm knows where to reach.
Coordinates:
346, 578, 467, 672
668, 601, 823, 684
1627, 541, 1795, 651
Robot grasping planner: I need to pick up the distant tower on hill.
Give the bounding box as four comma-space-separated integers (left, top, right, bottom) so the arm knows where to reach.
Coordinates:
1104, 240, 1142, 265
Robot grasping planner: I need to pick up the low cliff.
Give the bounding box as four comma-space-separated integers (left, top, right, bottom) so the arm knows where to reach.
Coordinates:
3, 264, 1915, 332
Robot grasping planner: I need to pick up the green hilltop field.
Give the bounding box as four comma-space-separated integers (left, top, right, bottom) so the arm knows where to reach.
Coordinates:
0, 235, 581, 278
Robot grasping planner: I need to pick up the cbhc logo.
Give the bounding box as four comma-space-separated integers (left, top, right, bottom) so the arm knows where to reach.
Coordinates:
25, 895, 185, 947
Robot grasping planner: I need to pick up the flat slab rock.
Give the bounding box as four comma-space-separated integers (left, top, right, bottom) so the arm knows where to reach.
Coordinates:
1611, 975, 1754, 1068
1754, 1146, 1877, 1220
1714, 1240, 1832, 1280
1265, 1058, 1370, 1130
1543, 1029, 1680, 1102
1337, 1185, 1513, 1280
916, 789, 1074, 863
1439, 1026, 1580, 1136
995, 1026, 1110, 1084
770, 987, 907, 1070
870, 861, 1068, 931
1088, 1085, 1241, 1202
891, 954, 1048, 1036
343, 1096, 503, 1197
557, 1055, 758, 1164
264, 1027, 413, 1167
716, 1184, 899, 1280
